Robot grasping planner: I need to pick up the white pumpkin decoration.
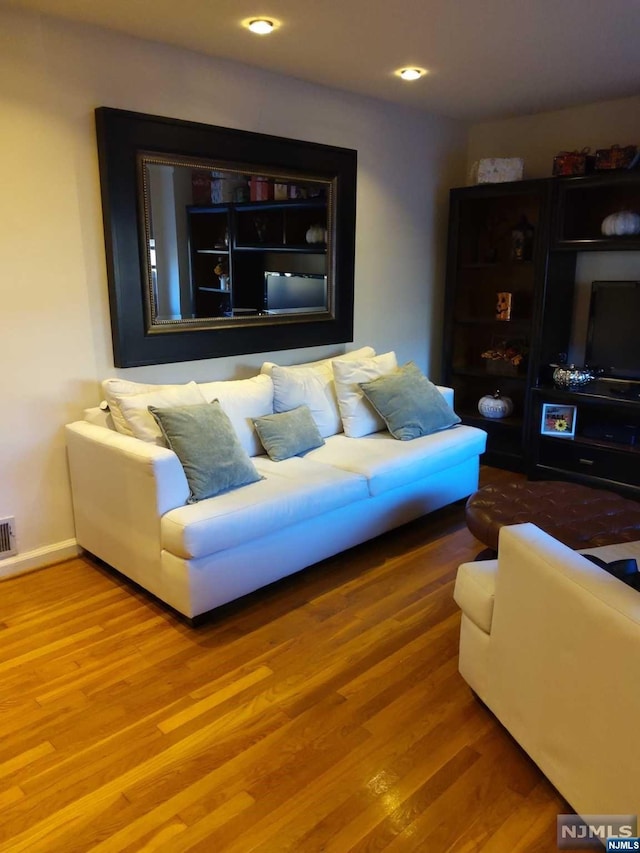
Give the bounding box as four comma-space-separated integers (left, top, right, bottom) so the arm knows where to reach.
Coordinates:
305, 225, 326, 244
601, 210, 640, 237
478, 391, 513, 420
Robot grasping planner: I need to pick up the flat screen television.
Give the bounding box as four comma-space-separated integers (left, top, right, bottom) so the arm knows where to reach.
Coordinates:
263, 272, 327, 314
585, 280, 640, 381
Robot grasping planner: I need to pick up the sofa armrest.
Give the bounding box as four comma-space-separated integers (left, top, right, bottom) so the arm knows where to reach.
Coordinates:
65, 422, 189, 581
435, 385, 454, 408
487, 522, 640, 815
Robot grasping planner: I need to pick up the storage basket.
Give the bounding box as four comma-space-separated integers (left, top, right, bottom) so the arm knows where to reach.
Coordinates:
594, 144, 638, 171
552, 148, 594, 177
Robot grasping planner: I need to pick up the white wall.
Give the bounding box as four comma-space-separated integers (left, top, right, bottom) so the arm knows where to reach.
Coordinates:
468, 96, 640, 365
0, 7, 467, 574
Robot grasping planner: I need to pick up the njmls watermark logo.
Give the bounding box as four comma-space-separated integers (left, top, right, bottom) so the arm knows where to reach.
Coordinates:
606, 839, 640, 851
557, 815, 637, 849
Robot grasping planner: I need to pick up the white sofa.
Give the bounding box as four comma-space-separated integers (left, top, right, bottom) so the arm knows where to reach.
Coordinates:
66, 350, 487, 623
454, 522, 640, 816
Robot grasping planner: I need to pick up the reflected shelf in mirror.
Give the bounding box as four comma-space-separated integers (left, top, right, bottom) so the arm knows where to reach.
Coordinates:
140, 154, 333, 329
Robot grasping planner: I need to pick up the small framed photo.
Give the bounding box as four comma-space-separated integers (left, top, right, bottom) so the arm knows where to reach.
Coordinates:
541, 403, 577, 439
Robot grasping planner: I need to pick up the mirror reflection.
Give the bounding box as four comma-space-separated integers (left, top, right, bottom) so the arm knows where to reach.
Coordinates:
139, 154, 333, 331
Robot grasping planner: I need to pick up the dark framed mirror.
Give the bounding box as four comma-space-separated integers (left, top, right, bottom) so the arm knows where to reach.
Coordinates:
95, 108, 357, 367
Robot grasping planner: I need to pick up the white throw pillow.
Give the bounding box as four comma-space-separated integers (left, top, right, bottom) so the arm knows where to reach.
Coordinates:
271, 363, 340, 438
102, 378, 188, 436
332, 351, 398, 437
260, 346, 376, 438
198, 374, 274, 457
117, 382, 207, 445
260, 345, 375, 377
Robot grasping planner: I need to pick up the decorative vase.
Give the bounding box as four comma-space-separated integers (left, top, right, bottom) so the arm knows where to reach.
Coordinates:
218, 275, 230, 291
478, 391, 514, 419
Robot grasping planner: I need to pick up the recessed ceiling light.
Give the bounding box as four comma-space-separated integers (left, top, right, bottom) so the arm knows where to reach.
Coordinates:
397, 67, 427, 81
247, 18, 275, 35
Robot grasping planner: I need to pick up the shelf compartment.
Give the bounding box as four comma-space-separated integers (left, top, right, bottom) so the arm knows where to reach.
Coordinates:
538, 435, 640, 483
553, 173, 640, 246
452, 320, 528, 370
456, 191, 542, 267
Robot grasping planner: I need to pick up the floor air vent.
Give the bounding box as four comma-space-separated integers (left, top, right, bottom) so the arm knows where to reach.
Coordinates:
0, 517, 16, 558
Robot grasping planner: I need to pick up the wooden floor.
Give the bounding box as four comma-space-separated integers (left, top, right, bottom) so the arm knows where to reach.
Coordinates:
0, 467, 570, 852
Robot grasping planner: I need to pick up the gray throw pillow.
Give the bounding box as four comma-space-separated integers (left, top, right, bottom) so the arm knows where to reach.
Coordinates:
359, 361, 461, 440
253, 405, 325, 461
149, 401, 261, 503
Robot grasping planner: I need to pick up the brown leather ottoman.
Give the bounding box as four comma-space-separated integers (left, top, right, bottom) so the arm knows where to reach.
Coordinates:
466, 481, 640, 557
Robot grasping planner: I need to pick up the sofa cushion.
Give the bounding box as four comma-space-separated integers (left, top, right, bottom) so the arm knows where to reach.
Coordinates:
359, 361, 461, 440
116, 382, 207, 445
332, 351, 398, 438
253, 405, 325, 461
263, 347, 375, 438
161, 457, 369, 559
307, 424, 486, 497
198, 374, 273, 457
260, 345, 375, 377
102, 378, 199, 437
454, 559, 497, 634
271, 363, 340, 437
149, 401, 262, 503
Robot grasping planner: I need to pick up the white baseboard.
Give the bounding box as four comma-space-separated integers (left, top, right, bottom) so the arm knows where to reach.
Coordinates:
0, 539, 79, 581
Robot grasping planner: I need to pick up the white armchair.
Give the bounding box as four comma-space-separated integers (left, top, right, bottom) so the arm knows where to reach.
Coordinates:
454, 522, 640, 817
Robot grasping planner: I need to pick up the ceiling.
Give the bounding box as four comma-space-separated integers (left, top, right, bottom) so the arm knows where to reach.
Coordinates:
7, 0, 640, 121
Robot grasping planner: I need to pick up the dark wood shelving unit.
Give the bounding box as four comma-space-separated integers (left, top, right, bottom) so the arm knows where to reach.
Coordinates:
443, 171, 640, 488
443, 178, 574, 471
527, 171, 640, 495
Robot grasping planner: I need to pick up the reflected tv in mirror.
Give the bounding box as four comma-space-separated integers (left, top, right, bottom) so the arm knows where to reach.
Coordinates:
586, 281, 640, 381
264, 272, 327, 314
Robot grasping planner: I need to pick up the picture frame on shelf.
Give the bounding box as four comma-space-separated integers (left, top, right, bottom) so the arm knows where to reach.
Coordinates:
540, 403, 577, 439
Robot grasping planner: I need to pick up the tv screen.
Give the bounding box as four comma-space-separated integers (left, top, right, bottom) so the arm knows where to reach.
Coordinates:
264, 272, 327, 314
585, 281, 640, 381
